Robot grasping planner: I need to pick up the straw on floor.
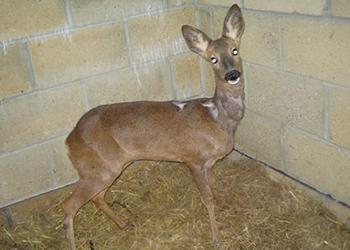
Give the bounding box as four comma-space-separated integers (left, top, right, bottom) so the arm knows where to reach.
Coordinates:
1, 156, 349, 250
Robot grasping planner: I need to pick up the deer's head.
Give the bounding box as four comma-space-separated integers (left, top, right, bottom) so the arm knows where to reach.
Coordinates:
182, 4, 244, 86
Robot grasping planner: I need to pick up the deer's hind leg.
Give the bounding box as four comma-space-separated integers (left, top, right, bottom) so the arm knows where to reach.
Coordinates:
63, 149, 129, 250
63, 177, 108, 250
91, 188, 128, 228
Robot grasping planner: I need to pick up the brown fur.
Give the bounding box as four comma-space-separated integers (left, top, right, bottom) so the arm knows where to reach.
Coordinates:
63, 4, 245, 249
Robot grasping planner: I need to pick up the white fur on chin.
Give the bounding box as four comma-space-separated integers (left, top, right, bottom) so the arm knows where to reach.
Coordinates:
228, 77, 240, 85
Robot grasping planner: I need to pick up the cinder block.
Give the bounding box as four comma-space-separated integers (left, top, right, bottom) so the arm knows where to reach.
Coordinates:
213, 11, 280, 67
198, 8, 212, 37
201, 58, 216, 97
46, 137, 79, 186
0, 147, 53, 207
236, 110, 281, 167
283, 18, 350, 87
168, 0, 193, 7
0, 45, 32, 100
198, 0, 242, 7
329, 88, 350, 149
128, 8, 196, 64
331, 0, 350, 18
85, 61, 173, 107
198, 8, 215, 97
246, 64, 324, 136
212, 9, 227, 38
0, 83, 86, 153
70, 0, 165, 26
245, 0, 326, 15
0, 0, 66, 41
284, 127, 350, 204
29, 24, 128, 88
172, 54, 202, 99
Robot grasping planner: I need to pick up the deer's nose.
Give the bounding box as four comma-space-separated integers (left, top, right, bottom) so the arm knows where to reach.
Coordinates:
225, 70, 241, 82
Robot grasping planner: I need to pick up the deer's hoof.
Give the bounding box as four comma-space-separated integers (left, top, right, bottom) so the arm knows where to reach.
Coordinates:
212, 235, 221, 247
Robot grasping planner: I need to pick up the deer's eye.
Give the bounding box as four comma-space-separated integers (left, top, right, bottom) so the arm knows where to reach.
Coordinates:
232, 48, 238, 56
210, 56, 218, 64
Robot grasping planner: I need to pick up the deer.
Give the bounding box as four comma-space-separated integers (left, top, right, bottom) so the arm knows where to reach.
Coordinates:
63, 4, 245, 249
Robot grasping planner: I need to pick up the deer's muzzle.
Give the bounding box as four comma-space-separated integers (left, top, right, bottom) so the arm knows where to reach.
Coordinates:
225, 70, 240, 82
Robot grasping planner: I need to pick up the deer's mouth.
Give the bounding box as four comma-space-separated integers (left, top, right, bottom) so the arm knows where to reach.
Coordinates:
225, 70, 241, 85
228, 77, 240, 85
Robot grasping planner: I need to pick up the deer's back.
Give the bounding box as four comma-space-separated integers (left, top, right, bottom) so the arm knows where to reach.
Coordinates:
66, 100, 234, 163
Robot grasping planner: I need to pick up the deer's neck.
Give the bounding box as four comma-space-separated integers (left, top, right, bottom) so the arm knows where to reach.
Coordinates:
212, 77, 245, 133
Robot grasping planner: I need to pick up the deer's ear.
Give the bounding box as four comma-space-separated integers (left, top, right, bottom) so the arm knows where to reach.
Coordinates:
182, 25, 211, 55
222, 4, 244, 41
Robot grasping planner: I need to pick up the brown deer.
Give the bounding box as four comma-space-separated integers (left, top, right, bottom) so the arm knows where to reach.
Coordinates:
63, 4, 245, 249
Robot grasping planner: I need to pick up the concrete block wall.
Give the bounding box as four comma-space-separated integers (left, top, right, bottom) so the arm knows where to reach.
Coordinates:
195, 0, 350, 205
0, 0, 349, 208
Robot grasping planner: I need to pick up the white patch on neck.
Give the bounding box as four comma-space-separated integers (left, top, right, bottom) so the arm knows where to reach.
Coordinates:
172, 101, 187, 111
201, 100, 219, 120
231, 95, 243, 109
201, 101, 214, 108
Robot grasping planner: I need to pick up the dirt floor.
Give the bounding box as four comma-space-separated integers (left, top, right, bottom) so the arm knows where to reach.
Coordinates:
1, 156, 350, 250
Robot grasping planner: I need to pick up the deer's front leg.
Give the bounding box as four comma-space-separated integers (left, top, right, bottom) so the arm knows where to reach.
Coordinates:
208, 167, 221, 202
189, 164, 219, 243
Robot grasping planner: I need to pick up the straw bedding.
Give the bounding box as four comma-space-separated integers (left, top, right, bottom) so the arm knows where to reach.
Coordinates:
1, 156, 349, 249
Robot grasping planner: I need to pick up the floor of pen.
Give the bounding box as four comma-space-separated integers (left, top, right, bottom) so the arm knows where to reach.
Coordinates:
1, 156, 349, 250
